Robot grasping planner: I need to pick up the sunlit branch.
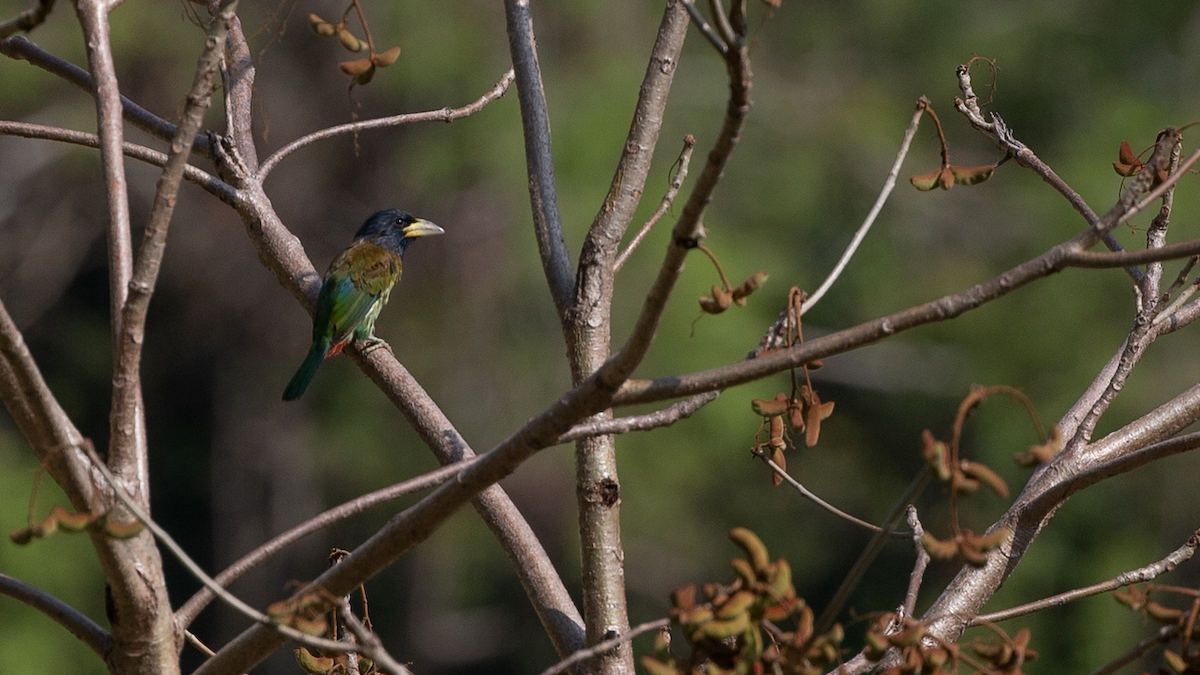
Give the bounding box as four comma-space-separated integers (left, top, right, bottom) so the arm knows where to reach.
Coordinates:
175, 457, 478, 630
555, 391, 717, 444
614, 134, 696, 273
77, 442, 371, 657
803, 98, 926, 314
257, 69, 515, 180
972, 527, 1200, 625
0, 121, 234, 201
537, 618, 671, 675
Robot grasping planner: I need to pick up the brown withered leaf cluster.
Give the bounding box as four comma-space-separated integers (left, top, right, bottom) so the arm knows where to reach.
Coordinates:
863, 615, 1037, 675
9, 504, 143, 545
309, 10, 401, 86
1114, 583, 1200, 675
643, 528, 843, 675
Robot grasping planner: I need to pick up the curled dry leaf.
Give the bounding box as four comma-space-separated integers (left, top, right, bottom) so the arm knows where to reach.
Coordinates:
372, 46, 402, 67
338, 58, 374, 76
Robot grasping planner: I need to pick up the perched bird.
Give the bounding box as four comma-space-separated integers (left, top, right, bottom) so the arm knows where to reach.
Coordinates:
282, 209, 444, 401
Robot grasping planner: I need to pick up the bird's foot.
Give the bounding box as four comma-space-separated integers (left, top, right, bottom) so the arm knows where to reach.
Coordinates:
361, 337, 393, 355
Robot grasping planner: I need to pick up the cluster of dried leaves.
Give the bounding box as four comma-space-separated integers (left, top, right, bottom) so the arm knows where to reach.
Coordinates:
863, 616, 1037, 675
749, 288, 833, 483
308, 0, 401, 86
643, 528, 842, 675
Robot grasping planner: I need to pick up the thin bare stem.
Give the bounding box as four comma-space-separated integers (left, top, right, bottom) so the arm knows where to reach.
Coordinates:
556, 391, 717, 444
175, 457, 477, 629
0, 0, 54, 39
336, 601, 412, 675
537, 618, 671, 675
973, 527, 1200, 625
680, 0, 727, 53
614, 134, 697, 273
0, 573, 111, 658
903, 506, 930, 619
803, 98, 926, 314
0, 36, 209, 153
0, 121, 234, 201
809, 467, 929, 642
1089, 625, 1177, 675
74, 0, 133, 359
505, 0, 575, 318
77, 443, 369, 657
752, 449, 909, 537
257, 69, 515, 179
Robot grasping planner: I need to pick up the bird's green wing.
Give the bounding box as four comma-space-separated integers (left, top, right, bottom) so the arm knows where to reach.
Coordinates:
315, 241, 401, 345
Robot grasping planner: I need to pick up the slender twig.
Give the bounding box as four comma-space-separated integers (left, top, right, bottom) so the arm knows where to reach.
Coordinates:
953, 62, 1150, 281
0, 0, 55, 39
601, 9, 753, 389
184, 630, 216, 657
74, 0, 133, 356
615, 134, 697, 273
336, 601, 412, 675
1089, 625, 1178, 675
110, 0, 236, 512
0, 36, 209, 153
1154, 280, 1200, 325
705, 0, 736, 46
257, 69, 515, 179
902, 506, 930, 619
680, 0, 726, 53
612, 200, 1200, 408
803, 98, 926, 314
556, 392, 717, 444
537, 618, 670, 675
752, 448, 909, 537
76, 442, 371, 656
0, 121, 234, 201
809, 467, 929, 643
0, 573, 111, 658
972, 528, 1200, 625
504, 0, 575, 318
175, 457, 477, 629
1164, 254, 1199, 298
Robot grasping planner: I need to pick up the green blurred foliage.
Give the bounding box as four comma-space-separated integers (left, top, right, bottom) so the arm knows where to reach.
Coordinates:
3, 0, 1200, 673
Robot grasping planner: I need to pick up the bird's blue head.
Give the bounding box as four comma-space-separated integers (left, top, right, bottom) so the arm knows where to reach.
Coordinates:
354, 209, 445, 255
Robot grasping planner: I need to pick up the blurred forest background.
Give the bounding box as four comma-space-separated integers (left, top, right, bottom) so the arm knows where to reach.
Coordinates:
4, 0, 1200, 673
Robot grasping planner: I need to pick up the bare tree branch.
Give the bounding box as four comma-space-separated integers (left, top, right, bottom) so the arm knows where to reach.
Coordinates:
74, 0, 133, 354
556, 391, 717, 444
76, 442, 374, 658
257, 69, 515, 180
538, 618, 671, 675
0, 0, 54, 39
565, 4, 690, 671
614, 134, 696, 273
972, 527, 1200, 625
175, 457, 478, 630
803, 97, 926, 314
0, 573, 111, 659
504, 0, 575, 319
0, 35, 212, 154
0, 121, 234, 200
902, 506, 930, 620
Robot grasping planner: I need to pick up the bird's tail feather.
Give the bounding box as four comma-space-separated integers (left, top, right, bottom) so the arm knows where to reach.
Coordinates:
282, 340, 331, 401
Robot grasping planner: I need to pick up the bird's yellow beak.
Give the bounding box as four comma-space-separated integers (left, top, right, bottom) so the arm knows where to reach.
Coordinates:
402, 219, 445, 239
